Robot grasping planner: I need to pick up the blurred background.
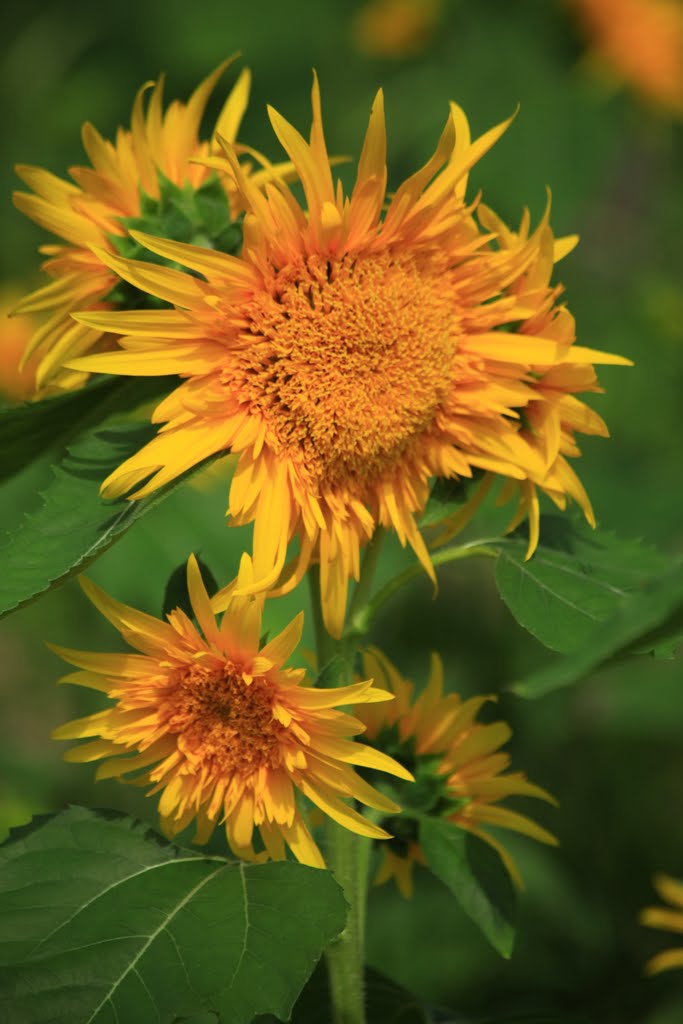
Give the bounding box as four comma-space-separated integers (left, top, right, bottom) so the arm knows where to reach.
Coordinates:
1, 0, 682, 1020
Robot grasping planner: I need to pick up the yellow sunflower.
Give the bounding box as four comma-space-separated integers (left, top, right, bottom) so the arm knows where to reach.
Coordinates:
356, 647, 557, 897
640, 874, 683, 975
12, 58, 267, 393
51, 555, 412, 867
66, 77, 629, 636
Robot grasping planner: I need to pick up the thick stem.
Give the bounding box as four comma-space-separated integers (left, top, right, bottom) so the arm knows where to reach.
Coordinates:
308, 536, 386, 1024
324, 824, 372, 1024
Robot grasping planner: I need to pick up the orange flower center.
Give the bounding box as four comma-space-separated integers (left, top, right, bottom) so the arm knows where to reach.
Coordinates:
168, 661, 286, 775
233, 250, 459, 489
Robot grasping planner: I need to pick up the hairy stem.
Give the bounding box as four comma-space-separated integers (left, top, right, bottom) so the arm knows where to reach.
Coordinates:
309, 534, 387, 1024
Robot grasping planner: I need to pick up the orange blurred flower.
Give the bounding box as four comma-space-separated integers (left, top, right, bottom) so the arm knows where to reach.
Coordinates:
352, 0, 443, 59
570, 0, 683, 116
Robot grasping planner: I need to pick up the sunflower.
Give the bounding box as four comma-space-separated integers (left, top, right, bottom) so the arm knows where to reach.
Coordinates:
569, 0, 683, 117
355, 647, 557, 897
51, 555, 412, 867
12, 58, 269, 393
66, 77, 629, 636
640, 874, 683, 974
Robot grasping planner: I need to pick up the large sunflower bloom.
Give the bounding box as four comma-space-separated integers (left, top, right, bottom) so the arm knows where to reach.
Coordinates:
67, 78, 628, 636
640, 874, 683, 975
12, 59, 261, 392
51, 555, 412, 867
356, 647, 557, 897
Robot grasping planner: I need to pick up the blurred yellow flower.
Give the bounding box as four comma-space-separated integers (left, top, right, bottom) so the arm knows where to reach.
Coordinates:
67, 78, 628, 637
640, 874, 683, 974
356, 647, 557, 897
0, 287, 41, 401
570, 0, 683, 116
352, 0, 443, 59
51, 555, 412, 866
13, 59, 258, 392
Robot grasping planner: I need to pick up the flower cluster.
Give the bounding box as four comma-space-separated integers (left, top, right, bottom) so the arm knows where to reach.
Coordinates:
11, 60, 624, 880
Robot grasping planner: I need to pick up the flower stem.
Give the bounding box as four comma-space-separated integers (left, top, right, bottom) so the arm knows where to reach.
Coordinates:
308, 534, 386, 1024
349, 538, 500, 636
325, 824, 372, 1024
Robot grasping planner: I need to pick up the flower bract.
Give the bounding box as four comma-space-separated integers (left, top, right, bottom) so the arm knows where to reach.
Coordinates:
51, 555, 411, 866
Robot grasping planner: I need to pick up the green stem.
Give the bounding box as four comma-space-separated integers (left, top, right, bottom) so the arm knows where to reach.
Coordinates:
324, 824, 372, 1024
349, 538, 500, 637
346, 526, 385, 627
308, 534, 386, 1024
307, 564, 336, 669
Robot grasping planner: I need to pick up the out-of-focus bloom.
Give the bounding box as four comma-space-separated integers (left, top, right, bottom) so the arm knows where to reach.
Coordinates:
569, 0, 683, 116
356, 647, 557, 897
0, 287, 42, 401
352, 0, 443, 59
67, 78, 628, 637
51, 555, 412, 866
640, 874, 683, 974
12, 59, 266, 392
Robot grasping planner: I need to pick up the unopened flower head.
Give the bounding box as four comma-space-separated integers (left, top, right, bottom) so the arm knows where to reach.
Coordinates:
67, 76, 629, 636
355, 647, 557, 897
640, 874, 683, 975
12, 59, 272, 392
51, 556, 411, 866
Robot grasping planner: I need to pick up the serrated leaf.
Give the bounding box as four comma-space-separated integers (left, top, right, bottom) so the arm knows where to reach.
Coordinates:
512, 563, 683, 699
418, 817, 516, 958
0, 376, 169, 485
0, 409, 219, 620
0, 807, 346, 1024
495, 517, 671, 653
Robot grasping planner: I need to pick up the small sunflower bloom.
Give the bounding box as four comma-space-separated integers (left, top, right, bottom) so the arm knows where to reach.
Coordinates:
67, 78, 628, 636
569, 0, 683, 117
640, 874, 683, 975
12, 59, 267, 392
356, 647, 557, 897
51, 556, 412, 867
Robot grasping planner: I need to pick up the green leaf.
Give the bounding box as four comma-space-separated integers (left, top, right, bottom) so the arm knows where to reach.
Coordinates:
418, 817, 516, 958
315, 653, 353, 689
512, 562, 683, 699
420, 474, 484, 529
0, 807, 346, 1024
495, 517, 671, 653
162, 557, 219, 619
0, 407, 219, 620
0, 376, 169, 485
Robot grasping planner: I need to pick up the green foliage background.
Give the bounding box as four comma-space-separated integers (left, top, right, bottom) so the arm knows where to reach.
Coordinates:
1, 1, 682, 1020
